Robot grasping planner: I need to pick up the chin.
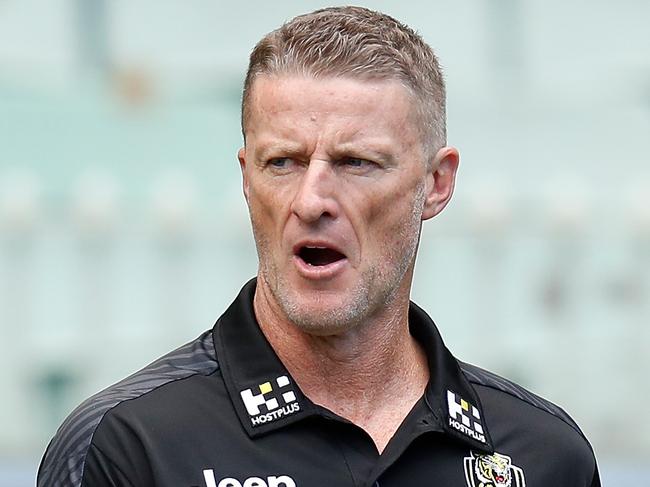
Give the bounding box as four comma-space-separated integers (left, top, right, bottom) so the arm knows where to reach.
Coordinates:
285, 311, 362, 337
279, 291, 370, 337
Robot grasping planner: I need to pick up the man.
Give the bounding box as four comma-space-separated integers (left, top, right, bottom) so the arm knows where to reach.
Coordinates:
39, 6, 600, 487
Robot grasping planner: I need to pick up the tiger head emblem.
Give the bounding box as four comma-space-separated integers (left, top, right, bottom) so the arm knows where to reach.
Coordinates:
474, 451, 513, 487
464, 450, 526, 487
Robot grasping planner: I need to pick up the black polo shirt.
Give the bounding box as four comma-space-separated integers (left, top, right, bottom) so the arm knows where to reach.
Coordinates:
38, 279, 600, 487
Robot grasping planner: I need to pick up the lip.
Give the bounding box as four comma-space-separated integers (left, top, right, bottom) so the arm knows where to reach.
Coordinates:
292, 254, 349, 280
291, 239, 349, 280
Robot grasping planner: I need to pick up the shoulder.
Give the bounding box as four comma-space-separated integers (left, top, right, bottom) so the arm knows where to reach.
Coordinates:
459, 361, 598, 482
459, 361, 583, 434
37, 329, 219, 487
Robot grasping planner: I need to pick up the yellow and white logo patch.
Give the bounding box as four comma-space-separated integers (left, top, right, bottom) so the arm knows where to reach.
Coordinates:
447, 390, 486, 443
240, 375, 300, 426
463, 451, 526, 487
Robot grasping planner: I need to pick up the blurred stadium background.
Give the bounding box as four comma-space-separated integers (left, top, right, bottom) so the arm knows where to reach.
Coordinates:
1, 0, 649, 485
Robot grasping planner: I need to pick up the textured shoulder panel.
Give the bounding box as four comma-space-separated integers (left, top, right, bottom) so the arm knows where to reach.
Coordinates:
459, 361, 584, 437
37, 329, 219, 487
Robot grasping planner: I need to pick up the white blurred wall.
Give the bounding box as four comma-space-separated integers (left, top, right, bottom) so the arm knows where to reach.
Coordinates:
0, 0, 649, 484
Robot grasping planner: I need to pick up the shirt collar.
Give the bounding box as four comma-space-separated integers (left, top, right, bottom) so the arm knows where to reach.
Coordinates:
409, 301, 494, 452
213, 278, 493, 452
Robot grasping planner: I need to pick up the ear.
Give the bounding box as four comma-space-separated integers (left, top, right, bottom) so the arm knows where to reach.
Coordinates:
422, 146, 460, 221
238, 146, 250, 204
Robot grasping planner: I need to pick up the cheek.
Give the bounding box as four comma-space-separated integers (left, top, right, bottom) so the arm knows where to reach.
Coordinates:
363, 191, 424, 265
365, 185, 422, 235
247, 181, 292, 236
359, 179, 398, 223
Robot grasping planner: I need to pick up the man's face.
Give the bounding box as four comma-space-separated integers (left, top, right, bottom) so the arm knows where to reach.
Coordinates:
239, 76, 456, 335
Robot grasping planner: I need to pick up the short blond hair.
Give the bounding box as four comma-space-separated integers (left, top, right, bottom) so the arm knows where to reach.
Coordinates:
241, 6, 446, 155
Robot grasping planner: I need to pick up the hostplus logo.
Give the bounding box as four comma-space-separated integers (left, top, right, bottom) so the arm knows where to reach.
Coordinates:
447, 390, 486, 443
239, 375, 300, 426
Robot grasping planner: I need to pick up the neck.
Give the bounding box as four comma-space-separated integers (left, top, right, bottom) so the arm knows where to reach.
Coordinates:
253, 278, 429, 452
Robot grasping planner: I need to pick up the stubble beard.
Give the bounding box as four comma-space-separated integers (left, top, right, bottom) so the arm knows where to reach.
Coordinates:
252, 184, 426, 336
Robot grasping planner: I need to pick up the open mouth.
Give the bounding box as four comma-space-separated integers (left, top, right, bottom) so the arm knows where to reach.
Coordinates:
298, 246, 346, 267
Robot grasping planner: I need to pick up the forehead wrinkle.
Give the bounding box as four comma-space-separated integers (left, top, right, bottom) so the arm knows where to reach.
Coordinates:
255, 76, 405, 119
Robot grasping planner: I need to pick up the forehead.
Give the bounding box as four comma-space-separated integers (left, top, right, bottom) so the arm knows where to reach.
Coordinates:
245, 75, 421, 147
248, 74, 414, 112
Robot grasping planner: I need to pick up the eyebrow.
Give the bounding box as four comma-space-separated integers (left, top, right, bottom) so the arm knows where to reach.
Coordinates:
253, 137, 398, 166
254, 140, 308, 161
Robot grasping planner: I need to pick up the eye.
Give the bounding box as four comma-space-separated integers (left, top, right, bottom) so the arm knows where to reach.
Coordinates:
341, 157, 372, 168
268, 157, 291, 168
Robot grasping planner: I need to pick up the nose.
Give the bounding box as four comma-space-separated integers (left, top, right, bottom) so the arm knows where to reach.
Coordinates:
290, 159, 339, 223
